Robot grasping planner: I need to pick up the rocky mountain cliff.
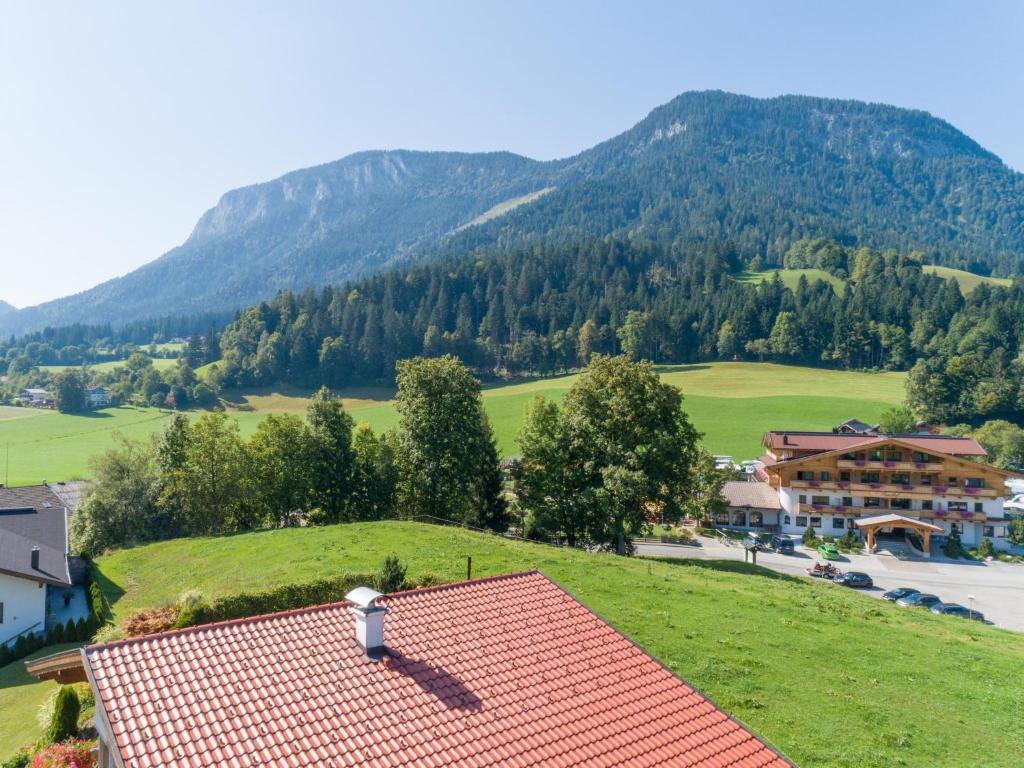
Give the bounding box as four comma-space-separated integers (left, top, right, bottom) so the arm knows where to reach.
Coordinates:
4, 91, 1022, 336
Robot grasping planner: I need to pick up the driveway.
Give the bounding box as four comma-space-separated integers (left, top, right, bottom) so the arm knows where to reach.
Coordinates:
636, 537, 1024, 632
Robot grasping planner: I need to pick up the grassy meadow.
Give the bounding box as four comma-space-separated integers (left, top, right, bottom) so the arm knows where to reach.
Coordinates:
0, 363, 905, 484
37, 521, 1018, 767
36, 357, 178, 374
734, 268, 846, 292
922, 265, 1014, 294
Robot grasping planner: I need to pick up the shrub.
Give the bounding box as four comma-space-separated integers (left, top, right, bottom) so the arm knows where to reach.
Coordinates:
1, 752, 30, 768
30, 740, 94, 768
801, 527, 819, 547
977, 537, 996, 559
414, 572, 447, 588
943, 527, 964, 559
46, 686, 80, 744
0, 643, 10, 667
837, 529, 859, 552
373, 556, 408, 594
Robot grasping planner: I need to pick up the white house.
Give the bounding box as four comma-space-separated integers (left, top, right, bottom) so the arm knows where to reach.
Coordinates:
18, 388, 49, 406
0, 485, 84, 647
86, 386, 110, 408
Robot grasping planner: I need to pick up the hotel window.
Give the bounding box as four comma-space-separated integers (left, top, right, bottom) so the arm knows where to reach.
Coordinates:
809, 516, 822, 527
795, 516, 807, 527
949, 501, 967, 512
799, 494, 807, 504
796, 471, 814, 481
833, 518, 845, 529
820, 471, 830, 481
948, 477, 957, 486
869, 449, 883, 461
840, 471, 851, 481
912, 452, 928, 463
861, 472, 880, 483
885, 450, 902, 461
919, 475, 932, 486
784, 515, 791, 525
811, 496, 829, 505
974, 503, 984, 514
921, 500, 933, 511
984, 526, 995, 537
965, 478, 985, 488
841, 453, 857, 460
842, 497, 853, 507
865, 497, 881, 508
715, 511, 730, 525
891, 499, 911, 510
891, 473, 910, 485
749, 511, 763, 526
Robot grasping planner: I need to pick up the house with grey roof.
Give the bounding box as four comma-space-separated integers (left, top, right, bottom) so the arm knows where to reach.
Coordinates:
0, 484, 87, 647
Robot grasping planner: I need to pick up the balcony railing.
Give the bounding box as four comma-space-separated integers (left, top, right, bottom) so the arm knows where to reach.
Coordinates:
836, 459, 944, 472
798, 503, 984, 522
789, 479, 996, 498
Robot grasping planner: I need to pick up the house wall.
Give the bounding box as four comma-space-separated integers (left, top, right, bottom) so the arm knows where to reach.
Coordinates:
0, 574, 46, 645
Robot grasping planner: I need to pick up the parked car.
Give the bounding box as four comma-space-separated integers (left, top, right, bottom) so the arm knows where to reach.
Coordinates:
896, 593, 941, 608
882, 587, 920, 602
834, 571, 873, 588
743, 532, 768, 551
769, 535, 795, 554
817, 543, 840, 560
929, 603, 985, 621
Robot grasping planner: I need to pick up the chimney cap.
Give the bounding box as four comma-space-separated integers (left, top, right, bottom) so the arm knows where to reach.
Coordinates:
346, 586, 384, 609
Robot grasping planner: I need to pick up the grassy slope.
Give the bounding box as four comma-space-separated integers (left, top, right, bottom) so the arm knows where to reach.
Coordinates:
0, 643, 84, 757
0, 363, 905, 484
734, 268, 846, 292
923, 265, 1013, 295
88, 521, 1024, 768
37, 358, 178, 374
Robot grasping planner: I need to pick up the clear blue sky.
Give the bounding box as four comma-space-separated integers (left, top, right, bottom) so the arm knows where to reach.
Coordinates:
1, 1, 1021, 308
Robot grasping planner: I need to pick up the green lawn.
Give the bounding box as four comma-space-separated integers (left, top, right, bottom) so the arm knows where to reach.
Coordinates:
922, 265, 1014, 295
76, 521, 1024, 767
0, 643, 84, 757
37, 357, 178, 374
734, 268, 846, 293
0, 363, 905, 484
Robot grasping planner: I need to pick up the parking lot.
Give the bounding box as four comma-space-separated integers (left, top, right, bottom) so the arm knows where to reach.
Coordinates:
636, 536, 1024, 631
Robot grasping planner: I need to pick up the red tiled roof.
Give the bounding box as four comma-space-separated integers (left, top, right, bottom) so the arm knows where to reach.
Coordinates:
762, 431, 987, 456
85, 571, 790, 768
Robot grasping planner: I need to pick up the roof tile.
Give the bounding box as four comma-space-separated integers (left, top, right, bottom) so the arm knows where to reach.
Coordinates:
87, 571, 790, 767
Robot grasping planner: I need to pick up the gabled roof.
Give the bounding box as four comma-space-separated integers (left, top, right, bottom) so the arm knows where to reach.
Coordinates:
723, 481, 782, 510
85, 571, 791, 768
0, 485, 71, 585
765, 436, 1012, 479
763, 431, 987, 457
853, 514, 943, 532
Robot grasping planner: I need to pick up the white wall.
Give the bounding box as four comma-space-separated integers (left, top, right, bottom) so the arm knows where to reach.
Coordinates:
0, 574, 46, 645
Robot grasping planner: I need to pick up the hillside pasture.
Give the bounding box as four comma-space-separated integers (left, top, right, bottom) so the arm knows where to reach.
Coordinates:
36, 357, 178, 374
923, 265, 1014, 294
73, 521, 1024, 768
734, 268, 846, 293
0, 363, 905, 484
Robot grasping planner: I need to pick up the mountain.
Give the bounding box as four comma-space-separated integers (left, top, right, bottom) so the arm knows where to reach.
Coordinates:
4, 90, 1024, 336
0, 300, 16, 319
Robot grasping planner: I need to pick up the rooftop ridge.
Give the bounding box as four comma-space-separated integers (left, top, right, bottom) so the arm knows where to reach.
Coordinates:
86, 570, 544, 653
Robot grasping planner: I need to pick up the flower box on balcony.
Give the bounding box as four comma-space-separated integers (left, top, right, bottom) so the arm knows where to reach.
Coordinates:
901, 484, 914, 491
808, 481, 820, 488
964, 487, 979, 495
936, 509, 948, 517
870, 483, 881, 490
883, 461, 896, 468
959, 510, 974, 519
933, 486, 948, 494
837, 481, 849, 489
914, 462, 927, 469
834, 505, 846, 512
855, 460, 866, 467
811, 504, 824, 511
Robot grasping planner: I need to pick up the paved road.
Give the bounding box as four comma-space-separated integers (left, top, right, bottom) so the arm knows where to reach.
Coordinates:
637, 537, 1024, 632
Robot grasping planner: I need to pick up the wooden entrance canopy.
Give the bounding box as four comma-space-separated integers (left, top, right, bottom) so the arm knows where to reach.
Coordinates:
854, 514, 943, 556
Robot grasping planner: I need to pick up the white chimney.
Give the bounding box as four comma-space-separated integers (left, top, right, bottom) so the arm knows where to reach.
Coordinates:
345, 586, 387, 659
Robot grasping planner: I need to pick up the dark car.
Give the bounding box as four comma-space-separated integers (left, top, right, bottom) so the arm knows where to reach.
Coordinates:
834, 571, 873, 588
896, 593, 941, 608
929, 603, 985, 621
769, 535, 795, 554
882, 587, 920, 602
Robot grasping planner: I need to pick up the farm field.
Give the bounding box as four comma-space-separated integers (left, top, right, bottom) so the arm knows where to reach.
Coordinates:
37, 357, 178, 374
46, 521, 1022, 768
734, 268, 846, 292
922, 265, 1014, 294
0, 363, 906, 485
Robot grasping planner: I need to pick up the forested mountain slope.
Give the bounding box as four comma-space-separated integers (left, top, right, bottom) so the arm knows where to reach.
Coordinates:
5, 90, 1023, 335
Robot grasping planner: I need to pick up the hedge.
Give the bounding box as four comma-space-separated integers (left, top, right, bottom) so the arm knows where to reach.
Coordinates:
177, 572, 376, 629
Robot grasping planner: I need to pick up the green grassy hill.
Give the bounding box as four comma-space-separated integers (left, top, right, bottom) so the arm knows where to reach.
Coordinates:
922, 265, 1014, 295
65, 522, 1024, 767
0, 363, 905, 485
734, 268, 846, 293
37, 357, 178, 374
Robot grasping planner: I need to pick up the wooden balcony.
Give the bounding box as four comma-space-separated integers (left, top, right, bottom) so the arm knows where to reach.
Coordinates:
798, 503, 984, 523
790, 479, 997, 498
836, 459, 943, 472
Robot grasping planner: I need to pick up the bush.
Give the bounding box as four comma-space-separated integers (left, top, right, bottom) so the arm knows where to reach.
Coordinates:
30, 740, 94, 768
943, 527, 964, 559
837, 529, 859, 552
373, 555, 408, 593
46, 686, 80, 744
801, 527, 819, 547
977, 537, 996, 559
1, 752, 30, 768
413, 572, 447, 588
